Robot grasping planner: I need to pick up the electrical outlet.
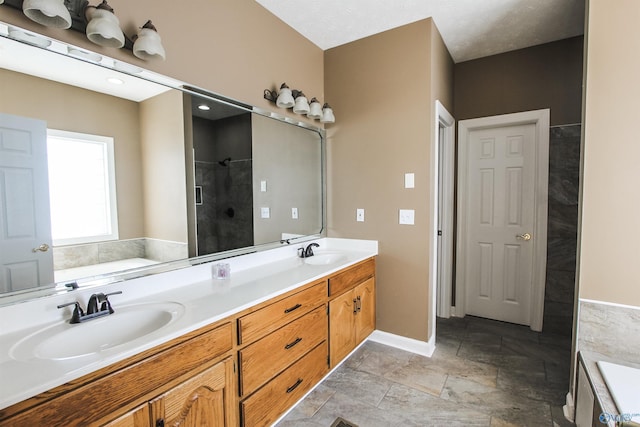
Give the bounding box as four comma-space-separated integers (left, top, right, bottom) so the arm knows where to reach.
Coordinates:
291, 207, 298, 219
260, 180, 267, 192
356, 208, 365, 222
260, 207, 270, 219
399, 209, 415, 225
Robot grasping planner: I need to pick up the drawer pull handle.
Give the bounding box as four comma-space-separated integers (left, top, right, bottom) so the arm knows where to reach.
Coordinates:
357, 295, 362, 312
353, 298, 358, 314
284, 303, 302, 313
286, 378, 303, 393
285, 337, 303, 349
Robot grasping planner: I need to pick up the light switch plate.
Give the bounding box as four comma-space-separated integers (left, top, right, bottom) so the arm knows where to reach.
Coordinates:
399, 209, 415, 225
404, 173, 415, 189
356, 208, 365, 222
291, 207, 298, 219
260, 207, 270, 218
260, 180, 267, 192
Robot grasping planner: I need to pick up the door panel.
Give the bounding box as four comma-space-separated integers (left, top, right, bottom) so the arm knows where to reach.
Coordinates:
0, 113, 53, 293
465, 123, 536, 325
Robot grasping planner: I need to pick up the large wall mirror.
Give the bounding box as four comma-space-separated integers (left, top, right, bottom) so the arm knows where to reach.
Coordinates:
0, 24, 324, 305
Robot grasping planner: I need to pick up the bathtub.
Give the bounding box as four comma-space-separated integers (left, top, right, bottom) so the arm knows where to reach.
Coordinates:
54, 258, 160, 283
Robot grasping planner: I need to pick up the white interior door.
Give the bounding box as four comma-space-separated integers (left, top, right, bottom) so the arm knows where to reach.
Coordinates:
457, 110, 549, 329
0, 113, 54, 293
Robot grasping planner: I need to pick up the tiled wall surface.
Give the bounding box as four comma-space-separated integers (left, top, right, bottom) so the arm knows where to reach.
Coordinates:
578, 300, 640, 363
544, 124, 581, 336
195, 159, 254, 254
53, 238, 188, 269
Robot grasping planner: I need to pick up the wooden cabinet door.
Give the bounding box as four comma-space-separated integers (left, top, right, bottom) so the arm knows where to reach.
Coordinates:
102, 403, 150, 427
329, 289, 356, 367
150, 357, 236, 427
355, 277, 375, 344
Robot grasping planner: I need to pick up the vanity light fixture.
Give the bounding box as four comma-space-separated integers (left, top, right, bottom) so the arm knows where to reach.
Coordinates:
85, 0, 124, 48
264, 83, 335, 123
307, 97, 322, 120
292, 92, 310, 115
320, 103, 335, 124
22, 0, 72, 29
132, 20, 166, 61
263, 83, 295, 109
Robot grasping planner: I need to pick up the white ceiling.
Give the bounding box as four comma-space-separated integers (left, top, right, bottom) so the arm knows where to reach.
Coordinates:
255, 0, 585, 63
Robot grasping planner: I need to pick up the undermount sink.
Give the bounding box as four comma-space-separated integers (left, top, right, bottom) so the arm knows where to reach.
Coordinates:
304, 252, 347, 266
10, 302, 184, 361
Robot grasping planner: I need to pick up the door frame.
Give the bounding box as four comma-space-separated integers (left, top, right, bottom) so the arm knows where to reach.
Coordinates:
432, 101, 455, 321
430, 101, 455, 340
455, 109, 549, 331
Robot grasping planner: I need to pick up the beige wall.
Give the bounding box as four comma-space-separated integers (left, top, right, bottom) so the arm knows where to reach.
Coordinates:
578, 0, 640, 305
326, 19, 453, 342
252, 115, 323, 244
454, 36, 584, 126
0, 1, 324, 119
140, 89, 188, 243
0, 68, 145, 239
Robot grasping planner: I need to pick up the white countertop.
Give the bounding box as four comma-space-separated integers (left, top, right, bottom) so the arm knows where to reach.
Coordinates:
0, 238, 377, 410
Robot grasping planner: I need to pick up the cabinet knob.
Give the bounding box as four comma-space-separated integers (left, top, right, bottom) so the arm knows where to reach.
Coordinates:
156, 419, 165, 427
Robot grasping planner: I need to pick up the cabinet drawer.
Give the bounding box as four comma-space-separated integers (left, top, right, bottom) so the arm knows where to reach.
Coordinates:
239, 305, 327, 396
240, 342, 328, 427
238, 281, 327, 344
329, 257, 375, 297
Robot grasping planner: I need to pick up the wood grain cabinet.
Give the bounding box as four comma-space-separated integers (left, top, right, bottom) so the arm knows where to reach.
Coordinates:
149, 357, 236, 427
0, 322, 235, 427
237, 280, 329, 427
328, 259, 376, 368
0, 256, 377, 427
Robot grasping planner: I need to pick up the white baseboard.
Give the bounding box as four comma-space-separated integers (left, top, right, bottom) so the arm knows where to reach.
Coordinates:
563, 391, 575, 422
367, 330, 435, 357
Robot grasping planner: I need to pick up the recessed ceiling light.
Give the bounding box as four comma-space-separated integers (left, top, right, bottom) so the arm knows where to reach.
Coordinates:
106, 77, 124, 85
198, 104, 210, 111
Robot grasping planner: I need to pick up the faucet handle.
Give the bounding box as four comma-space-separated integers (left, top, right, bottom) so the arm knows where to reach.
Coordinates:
100, 291, 122, 314
57, 301, 84, 324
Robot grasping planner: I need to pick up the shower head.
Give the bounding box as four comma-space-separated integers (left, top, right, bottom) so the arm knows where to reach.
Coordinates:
218, 157, 231, 166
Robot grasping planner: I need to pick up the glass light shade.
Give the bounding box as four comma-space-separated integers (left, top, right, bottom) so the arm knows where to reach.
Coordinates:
321, 103, 335, 123
307, 98, 322, 119
22, 0, 72, 29
86, 4, 125, 48
293, 94, 310, 115
133, 23, 166, 61
276, 86, 295, 108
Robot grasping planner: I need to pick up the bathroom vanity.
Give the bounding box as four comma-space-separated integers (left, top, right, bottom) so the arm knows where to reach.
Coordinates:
0, 238, 377, 427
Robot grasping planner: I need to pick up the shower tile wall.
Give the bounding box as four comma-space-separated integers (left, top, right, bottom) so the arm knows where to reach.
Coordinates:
192, 113, 254, 255
195, 160, 254, 254
544, 124, 581, 336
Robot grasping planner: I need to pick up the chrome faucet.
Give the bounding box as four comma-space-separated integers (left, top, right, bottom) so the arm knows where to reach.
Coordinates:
298, 243, 320, 258
57, 291, 122, 324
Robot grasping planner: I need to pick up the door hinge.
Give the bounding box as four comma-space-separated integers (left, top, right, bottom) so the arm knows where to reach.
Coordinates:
326, 304, 329, 315
438, 230, 442, 236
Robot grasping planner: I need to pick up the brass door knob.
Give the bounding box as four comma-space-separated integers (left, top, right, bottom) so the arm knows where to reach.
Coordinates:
32, 243, 50, 253
516, 233, 532, 241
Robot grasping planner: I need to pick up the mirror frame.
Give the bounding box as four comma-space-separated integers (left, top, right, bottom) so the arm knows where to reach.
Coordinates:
0, 22, 327, 307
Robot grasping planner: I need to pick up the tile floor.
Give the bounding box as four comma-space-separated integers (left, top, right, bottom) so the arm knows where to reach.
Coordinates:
276, 316, 574, 427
